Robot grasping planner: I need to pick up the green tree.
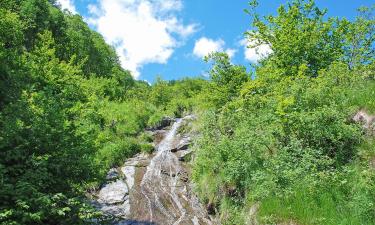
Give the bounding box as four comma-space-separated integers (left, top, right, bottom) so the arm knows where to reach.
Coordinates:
204, 52, 250, 108
247, 0, 345, 77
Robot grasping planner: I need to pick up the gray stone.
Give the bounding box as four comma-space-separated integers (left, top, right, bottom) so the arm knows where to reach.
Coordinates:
121, 165, 135, 190
106, 168, 120, 181
98, 180, 129, 205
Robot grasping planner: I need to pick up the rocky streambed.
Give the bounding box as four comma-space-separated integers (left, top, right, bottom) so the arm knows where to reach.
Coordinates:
91, 115, 216, 225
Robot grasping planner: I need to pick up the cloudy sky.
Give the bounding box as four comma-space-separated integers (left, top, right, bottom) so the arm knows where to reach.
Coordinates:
57, 0, 372, 82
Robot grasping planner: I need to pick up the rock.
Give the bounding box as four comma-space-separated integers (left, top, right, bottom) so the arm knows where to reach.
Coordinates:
177, 150, 193, 162
176, 137, 191, 150
117, 220, 157, 225
153, 130, 167, 145
106, 168, 120, 181
160, 169, 168, 176
121, 165, 135, 190
92, 115, 214, 224
100, 196, 130, 218
98, 180, 129, 204
353, 110, 375, 134
170, 137, 191, 153
160, 169, 176, 177
180, 176, 189, 183
245, 203, 259, 225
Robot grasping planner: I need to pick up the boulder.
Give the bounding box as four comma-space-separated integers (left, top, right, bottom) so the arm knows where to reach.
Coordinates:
98, 180, 129, 205
170, 136, 191, 153
99, 196, 130, 218
176, 136, 191, 150
353, 110, 375, 134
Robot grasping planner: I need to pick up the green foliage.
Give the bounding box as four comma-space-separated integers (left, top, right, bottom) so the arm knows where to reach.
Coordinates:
347, 79, 375, 113
246, 0, 374, 77
95, 137, 141, 171
140, 143, 154, 154
192, 1, 375, 224
204, 53, 250, 108
342, 6, 375, 69
0, 1, 156, 223
1, 0, 374, 224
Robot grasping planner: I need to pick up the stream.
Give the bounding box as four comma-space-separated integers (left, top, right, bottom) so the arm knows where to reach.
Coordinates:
92, 115, 216, 225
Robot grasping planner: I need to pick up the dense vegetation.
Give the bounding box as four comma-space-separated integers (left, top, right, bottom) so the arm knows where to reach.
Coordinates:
0, 0, 374, 224
0, 1, 205, 224
192, 1, 375, 224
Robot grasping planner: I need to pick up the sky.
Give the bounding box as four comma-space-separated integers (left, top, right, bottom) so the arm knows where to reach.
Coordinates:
57, 0, 374, 82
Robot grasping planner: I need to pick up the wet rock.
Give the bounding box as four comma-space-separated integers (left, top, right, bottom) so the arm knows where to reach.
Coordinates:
93, 116, 214, 225
98, 180, 129, 204
121, 166, 135, 190
153, 130, 167, 145
180, 176, 189, 183
176, 170, 189, 182
160, 169, 176, 177
117, 220, 157, 225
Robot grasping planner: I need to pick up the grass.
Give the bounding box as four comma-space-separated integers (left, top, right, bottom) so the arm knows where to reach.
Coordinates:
95, 137, 141, 171
258, 137, 375, 225
348, 80, 375, 114
258, 185, 368, 225
140, 143, 154, 154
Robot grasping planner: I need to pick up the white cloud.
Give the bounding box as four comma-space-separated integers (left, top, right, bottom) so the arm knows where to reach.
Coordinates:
240, 38, 272, 63
57, 0, 77, 14
87, 0, 197, 79
193, 37, 224, 58
225, 48, 237, 59
193, 37, 236, 59
88, 4, 100, 15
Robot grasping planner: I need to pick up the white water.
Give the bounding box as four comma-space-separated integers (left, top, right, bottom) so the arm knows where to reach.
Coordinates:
140, 118, 186, 224
95, 116, 215, 225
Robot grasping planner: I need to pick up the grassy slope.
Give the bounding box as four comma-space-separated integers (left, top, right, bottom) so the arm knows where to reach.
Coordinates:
258, 80, 375, 225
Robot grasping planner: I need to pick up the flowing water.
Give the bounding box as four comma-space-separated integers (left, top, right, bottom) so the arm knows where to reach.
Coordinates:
93, 116, 216, 225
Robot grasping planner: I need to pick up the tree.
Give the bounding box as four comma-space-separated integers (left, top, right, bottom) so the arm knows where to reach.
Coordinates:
246, 0, 344, 77
342, 6, 374, 69
204, 52, 250, 108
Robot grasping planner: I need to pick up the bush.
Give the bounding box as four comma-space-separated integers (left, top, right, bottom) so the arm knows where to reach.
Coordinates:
140, 143, 154, 154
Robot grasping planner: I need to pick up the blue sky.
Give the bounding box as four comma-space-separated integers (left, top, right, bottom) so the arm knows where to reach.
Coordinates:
57, 0, 374, 82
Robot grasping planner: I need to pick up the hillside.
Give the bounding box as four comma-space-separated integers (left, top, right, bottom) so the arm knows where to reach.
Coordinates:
0, 0, 374, 225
